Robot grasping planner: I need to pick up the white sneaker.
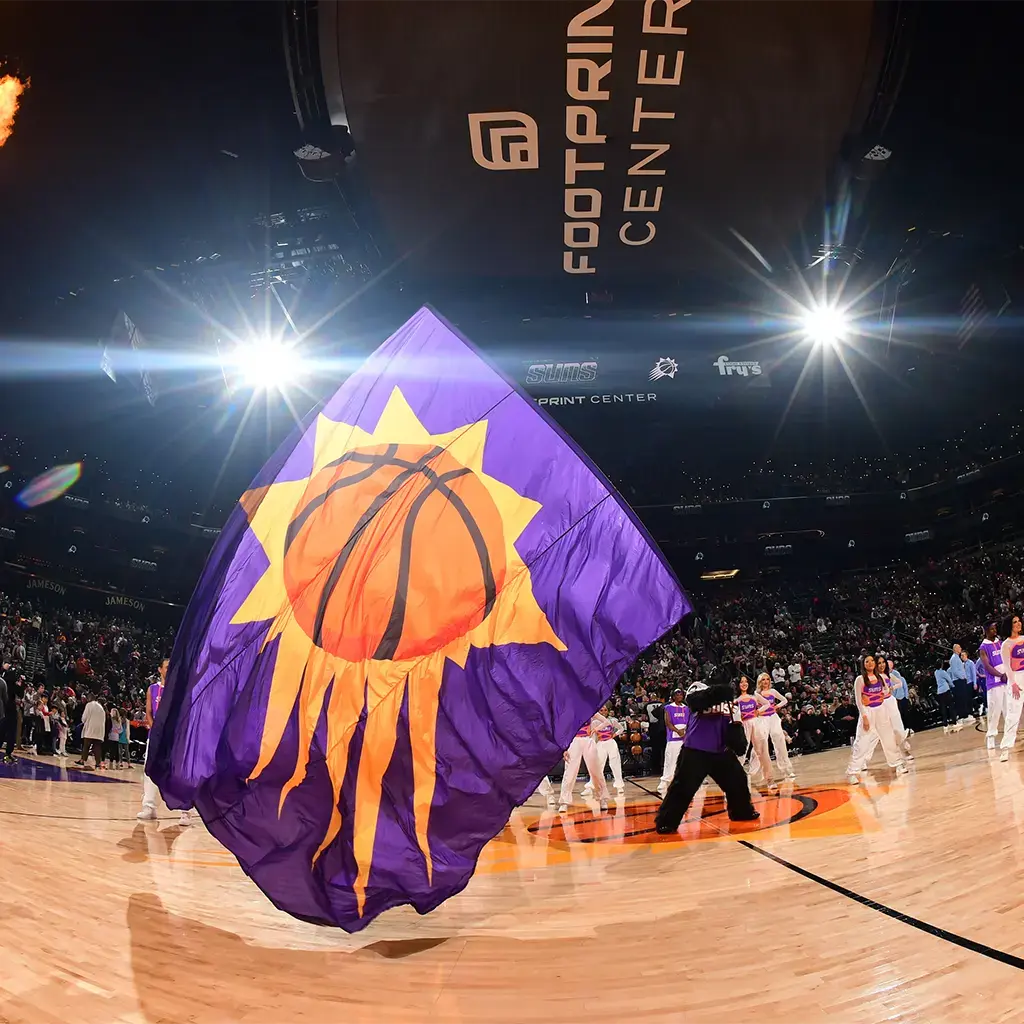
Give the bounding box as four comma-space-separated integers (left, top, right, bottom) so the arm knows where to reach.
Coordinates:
895, 763, 909, 775
136, 808, 157, 821
786, 772, 797, 781
179, 811, 192, 826
987, 737, 996, 749
953, 723, 963, 733
615, 784, 625, 793
1000, 750, 1010, 763
847, 774, 859, 785
964, 715, 976, 724
557, 803, 568, 813
657, 787, 667, 799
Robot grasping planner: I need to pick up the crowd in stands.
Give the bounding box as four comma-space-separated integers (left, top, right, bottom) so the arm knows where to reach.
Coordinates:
1, 538, 1023, 777
674, 415, 1023, 504
0, 593, 171, 767
613, 541, 1024, 768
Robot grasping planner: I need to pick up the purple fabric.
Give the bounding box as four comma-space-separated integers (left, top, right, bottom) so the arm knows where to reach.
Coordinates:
980, 640, 1004, 689
682, 711, 729, 753
665, 702, 688, 741
148, 306, 688, 932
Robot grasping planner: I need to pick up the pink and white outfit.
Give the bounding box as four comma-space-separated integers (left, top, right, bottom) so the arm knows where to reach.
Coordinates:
847, 675, 906, 775
737, 695, 771, 783
755, 689, 794, 779
998, 638, 1024, 755
559, 724, 607, 808
585, 714, 625, 792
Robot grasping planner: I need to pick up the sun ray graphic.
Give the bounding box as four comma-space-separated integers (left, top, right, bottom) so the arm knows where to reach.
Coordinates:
231, 387, 565, 914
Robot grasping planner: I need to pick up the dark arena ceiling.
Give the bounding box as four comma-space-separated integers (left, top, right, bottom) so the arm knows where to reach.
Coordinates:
0, 0, 1022, 599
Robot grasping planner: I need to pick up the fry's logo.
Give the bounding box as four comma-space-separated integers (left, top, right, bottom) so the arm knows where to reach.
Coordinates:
713, 355, 762, 377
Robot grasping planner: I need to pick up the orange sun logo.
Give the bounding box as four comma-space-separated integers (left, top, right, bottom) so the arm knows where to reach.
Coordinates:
232, 387, 566, 913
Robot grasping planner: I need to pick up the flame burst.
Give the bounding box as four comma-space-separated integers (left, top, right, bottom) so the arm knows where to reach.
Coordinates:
0, 75, 26, 147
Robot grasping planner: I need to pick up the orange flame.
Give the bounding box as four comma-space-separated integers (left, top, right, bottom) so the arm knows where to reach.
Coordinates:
0, 75, 27, 148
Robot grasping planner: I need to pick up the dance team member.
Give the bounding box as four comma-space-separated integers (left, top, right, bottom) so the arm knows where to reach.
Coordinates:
558, 717, 608, 812
755, 672, 795, 782
979, 621, 1006, 749
138, 659, 191, 825
846, 654, 908, 784
658, 688, 689, 797
998, 616, 1024, 763
881, 656, 913, 760
582, 703, 625, 797
736, 675, 773, 791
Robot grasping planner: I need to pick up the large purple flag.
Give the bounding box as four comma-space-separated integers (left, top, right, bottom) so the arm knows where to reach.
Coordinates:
149, 306, 688, 931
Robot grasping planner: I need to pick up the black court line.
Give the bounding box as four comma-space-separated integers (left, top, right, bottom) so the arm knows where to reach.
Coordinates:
738, 840, 1024, 972
627, 777, 660, 798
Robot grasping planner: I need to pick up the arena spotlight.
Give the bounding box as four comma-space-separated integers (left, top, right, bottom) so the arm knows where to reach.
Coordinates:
800, 303, 850, 348
233, 337, 305, 391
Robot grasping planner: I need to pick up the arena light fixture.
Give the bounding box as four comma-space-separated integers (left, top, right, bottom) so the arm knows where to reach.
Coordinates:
234, 336, 305, 390
700, 569, 740, 581
800, 303, 850, 348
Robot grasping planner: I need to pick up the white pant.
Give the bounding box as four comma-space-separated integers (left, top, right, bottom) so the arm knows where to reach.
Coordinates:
885, 695, 908, 745
759, 715, 794, 778
537, 775, 554, 799
847, 704, 904, 772
1001, 686, 1024, 750
743, 718, 771, 782
987, 685, 1008, 739
587, 738, 624, 789
659, 740, 683, 794
142, 768, 161, 812
559, 736, 607, 805
142, 739, 164, 812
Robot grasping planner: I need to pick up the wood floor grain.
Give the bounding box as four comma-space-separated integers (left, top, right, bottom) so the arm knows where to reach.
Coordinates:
1, 726, 1022, 1023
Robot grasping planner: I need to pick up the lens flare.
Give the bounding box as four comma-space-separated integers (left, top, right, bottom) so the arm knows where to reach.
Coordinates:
0, 75, 27, 148
16, 462, 82, 508
800, 304, 850, 347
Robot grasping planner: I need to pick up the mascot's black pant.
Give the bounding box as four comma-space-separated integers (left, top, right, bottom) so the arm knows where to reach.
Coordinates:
655, 746, 757, 830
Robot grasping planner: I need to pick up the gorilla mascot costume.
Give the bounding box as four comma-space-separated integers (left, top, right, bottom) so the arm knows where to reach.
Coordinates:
655, 671, 759, 834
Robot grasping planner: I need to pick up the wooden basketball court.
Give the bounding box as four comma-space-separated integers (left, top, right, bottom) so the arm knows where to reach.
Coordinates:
2, 727, 1023, 1023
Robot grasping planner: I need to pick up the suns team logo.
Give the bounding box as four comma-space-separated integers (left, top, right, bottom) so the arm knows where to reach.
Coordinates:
233, 387, 565, 913
649, 357, 678, 381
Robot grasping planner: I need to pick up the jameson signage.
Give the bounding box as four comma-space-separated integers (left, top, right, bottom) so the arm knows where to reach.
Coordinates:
326, 0, 881, 284
2, 564, 181, 618
27, 577, 67, 597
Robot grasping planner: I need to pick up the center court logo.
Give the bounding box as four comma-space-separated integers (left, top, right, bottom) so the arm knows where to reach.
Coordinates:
713, 355, 762, 377
649, 357, 678, 381
468, 112, 540, 171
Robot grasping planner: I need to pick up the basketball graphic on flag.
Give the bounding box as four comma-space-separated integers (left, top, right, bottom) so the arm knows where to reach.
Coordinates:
284, 442, 508, 662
